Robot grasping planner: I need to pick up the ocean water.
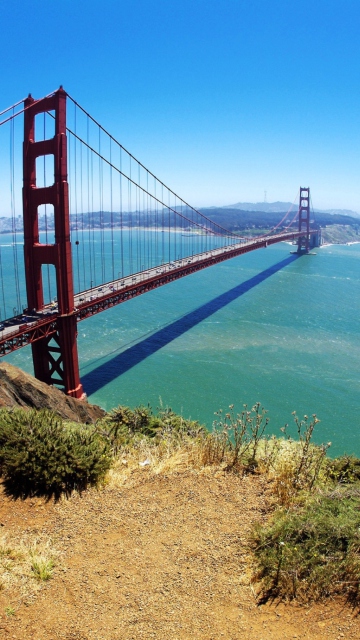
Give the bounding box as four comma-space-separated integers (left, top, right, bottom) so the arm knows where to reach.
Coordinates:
4, 240, 360, 457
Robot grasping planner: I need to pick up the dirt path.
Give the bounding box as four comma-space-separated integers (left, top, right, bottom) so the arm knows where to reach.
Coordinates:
0, 470, 358, 639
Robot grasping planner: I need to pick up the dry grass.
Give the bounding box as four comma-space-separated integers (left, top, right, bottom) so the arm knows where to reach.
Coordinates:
105, 433, 204, 488
0, 533, 58, 609
104, 407, 329, 499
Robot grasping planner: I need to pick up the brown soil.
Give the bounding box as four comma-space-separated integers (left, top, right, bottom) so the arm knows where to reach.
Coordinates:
0, 469, 358, 640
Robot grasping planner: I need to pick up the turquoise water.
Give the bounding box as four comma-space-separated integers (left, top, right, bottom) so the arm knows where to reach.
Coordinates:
5, 240, 360, 457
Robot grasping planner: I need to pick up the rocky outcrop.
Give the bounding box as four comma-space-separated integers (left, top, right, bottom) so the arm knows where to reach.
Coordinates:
0, 362, 105, 423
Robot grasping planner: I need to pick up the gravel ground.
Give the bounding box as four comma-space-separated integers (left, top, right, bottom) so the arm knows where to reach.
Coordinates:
0, 470, 359, 639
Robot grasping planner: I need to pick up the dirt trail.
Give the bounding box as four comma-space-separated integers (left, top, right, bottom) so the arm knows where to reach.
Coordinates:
0, 470, 358, 639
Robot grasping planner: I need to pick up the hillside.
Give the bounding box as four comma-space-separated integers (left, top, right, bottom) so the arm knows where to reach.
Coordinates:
0, 365, 359, 638
0, 362, 104, 423
320, 224, 360, 245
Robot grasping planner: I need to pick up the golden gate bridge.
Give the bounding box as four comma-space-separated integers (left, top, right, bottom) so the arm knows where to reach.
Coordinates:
0, 87, 318, 398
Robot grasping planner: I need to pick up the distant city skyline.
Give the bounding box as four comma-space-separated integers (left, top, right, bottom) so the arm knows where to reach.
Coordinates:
1, 1, 359, 213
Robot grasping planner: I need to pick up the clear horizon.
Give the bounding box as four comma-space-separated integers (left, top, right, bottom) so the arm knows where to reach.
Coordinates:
1, 1, 359, 213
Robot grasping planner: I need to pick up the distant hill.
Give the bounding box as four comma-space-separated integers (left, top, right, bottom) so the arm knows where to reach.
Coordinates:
198, 206, 360, 231
223, 201, 360, 219
319, 208, 360, 218
222, 201, 297, 213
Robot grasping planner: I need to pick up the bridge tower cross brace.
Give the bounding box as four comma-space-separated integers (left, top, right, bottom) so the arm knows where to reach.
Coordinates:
22, 88, 84, 399
297, 187, 311, 254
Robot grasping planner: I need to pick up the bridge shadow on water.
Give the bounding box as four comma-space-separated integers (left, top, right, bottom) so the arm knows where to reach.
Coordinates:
82, 254, 298, 394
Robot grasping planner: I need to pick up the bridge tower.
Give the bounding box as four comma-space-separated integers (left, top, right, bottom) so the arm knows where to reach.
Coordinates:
22, 88, 84, 398
297, 187, 311, 254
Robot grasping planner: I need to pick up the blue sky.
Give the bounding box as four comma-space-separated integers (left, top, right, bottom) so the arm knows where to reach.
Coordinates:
1, 0, 360, 211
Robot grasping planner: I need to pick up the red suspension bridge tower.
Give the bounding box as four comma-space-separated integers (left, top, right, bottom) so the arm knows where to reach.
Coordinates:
297, 187, 311, 254
23, 88, 84, 399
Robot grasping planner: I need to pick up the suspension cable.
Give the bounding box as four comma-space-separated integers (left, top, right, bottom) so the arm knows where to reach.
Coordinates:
64, 92, 248, 239
59, 122, 236, 239
0, 90, 58, 127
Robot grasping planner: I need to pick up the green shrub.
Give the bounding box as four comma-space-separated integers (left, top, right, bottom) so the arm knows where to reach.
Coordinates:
252, 489, 360, 602
326, 455, 360, 484
0, 408, 111, 498
97, 404, 204, 454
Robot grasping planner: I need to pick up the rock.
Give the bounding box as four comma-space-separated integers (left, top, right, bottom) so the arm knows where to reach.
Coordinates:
0, 362, 105, 423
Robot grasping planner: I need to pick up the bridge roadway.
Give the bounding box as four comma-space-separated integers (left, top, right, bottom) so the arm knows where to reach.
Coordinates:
0, 230, 314, 356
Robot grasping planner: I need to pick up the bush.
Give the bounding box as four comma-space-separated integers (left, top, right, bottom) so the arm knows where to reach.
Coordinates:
97, 404, 204, 454
252, 488, 360, 603
326, 455, 360, 484
0, 408, 111, 498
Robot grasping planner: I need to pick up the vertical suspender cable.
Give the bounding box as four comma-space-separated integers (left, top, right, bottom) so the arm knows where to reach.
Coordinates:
135, 175, 139, 272
43, 112, 52, 303
91, 143, 96, 286
128, 158, 133, 273
0, 246, 6, 319
87, 118, 93, 288
80, 139, 86, 290
155, 178, 158, 261
109, 138, 114, 280
137, 163, 141, 273
143, 185, 146, 270
168, 188, 171, 264
141, 165, 145, 272
146, 172, 150, 268
174, 193, 177, 261
120, 145, 124, 278
99, 126, 105, 284
161, 183, 165, 263
10, 110, 21, 314
74, 105, 81, 293
135, 182, 139, 273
